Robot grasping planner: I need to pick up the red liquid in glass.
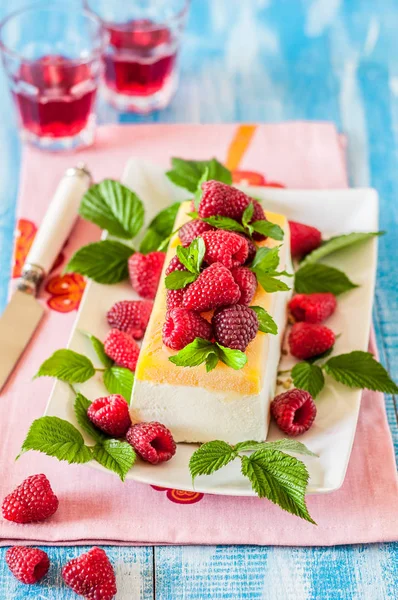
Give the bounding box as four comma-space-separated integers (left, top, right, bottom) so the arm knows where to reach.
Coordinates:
14, 56, 96, 138
104, 20, 177, 96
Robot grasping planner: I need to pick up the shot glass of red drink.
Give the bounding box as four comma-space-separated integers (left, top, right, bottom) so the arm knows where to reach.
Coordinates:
84, 0, 189, 113
0, 2, 106, 151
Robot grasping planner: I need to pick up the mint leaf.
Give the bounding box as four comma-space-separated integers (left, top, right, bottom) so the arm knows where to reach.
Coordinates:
92, 439, 136, 482
202, 215, 246, 233
251, 246, 280, 272
166, 158, 231, 192
139, 202, 181, 254
103, 367, 134, 404
35, 349, 95, 383
241, 449, 316, 524
255, 271, 291, 293
81, 331, 113, 368
165, 270, 198, 290
19, 416, 92, 464
169, 338, 216, 368
251, 220, 284, 241
66, 240, 134, 284
324, 351, 398, 393
189, 440, 237, 481
234, 439, 317, 457
242, 203, 254, 232
251, 306, 278, 335
194, 168, 209, 209
206, 353, 219, 372
79, 179, 144, 239
291, 362, 325, 398
176, 238, 205, 274
206, 158, 232, 185
215, 344, 247, 370
295, 263, 358, 295
300, 231, 384, 267
74, 393, 105, 443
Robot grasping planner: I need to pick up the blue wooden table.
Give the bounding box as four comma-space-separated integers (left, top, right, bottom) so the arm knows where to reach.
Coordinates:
1, 1, 397, 598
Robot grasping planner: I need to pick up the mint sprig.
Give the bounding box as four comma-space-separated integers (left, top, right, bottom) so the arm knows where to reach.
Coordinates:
139, 202, 181, 254
250, 246, 291, 293
35, 349, 95, 383
165, 238, 205, 290
166, 157, 232, 193
66, 240, 134, 284
251, 306, 278, 334
300, 231, 384, 267
294, 263, 358, 295
169, 338, 247, 371
201, 213, 284, 242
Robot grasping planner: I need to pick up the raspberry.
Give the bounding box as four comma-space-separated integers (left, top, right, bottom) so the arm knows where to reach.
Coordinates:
271, 389, 317, 436
289, 221, 322, 258
2, 474, 58, 524
126, 422, 176, 464
179, 219, 215, 247
6, 546, 50, 584
104, 329, 140, 371
182, 263, 240, 312
62, 547, 117, 600
128, 251, 165, 299
165, 255, 185, 276
238, 234, 257, 264
289, 293, 337, 324
87, 394, 131, 437
230, 267, 257, 305
162, 307, 212, 350
201, 230, 248, 268
288, 322, 335, 360
198, 180, 251, 220
212, 304, 258, 351
107, 300, 153, 339
166, 289, 184, 309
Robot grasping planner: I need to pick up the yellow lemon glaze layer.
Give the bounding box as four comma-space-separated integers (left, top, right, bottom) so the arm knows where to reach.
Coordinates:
134, 202, 290, 397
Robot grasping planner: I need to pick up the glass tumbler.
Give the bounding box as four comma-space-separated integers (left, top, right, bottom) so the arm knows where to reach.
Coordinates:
0, 2, 106, 151
84, 0, 189, 113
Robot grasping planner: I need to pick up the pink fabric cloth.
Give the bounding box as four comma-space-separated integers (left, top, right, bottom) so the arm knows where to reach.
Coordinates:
1, 123, 397, 546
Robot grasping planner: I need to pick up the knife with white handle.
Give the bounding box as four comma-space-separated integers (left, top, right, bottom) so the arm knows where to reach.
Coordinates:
0, 163, 92, 392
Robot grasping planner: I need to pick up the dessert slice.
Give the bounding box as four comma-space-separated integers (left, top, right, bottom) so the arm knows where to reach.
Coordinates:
131, 202, 292, 444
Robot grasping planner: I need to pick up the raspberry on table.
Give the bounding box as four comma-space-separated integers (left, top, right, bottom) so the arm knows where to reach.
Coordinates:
271, 389, 317, 436
182, 262, 240, 312
162, 307, 213, 350
289, 221, 322, 258
179, 218, 215, 247
289, 293, 337, 324
87, 394, 131, 437
62, 547, 117, 600
104, 329, 140, 371
212, 304, 258, 352
230, 267, 257, 305
6, 546, 50, 584
126, 421, 176, 465
107, 299, 153, 339
198, 180, 252, 220
201, 229, 249, 268
288, 322, 335, 360
2, 474, 58, 524
128, 251, 165, 299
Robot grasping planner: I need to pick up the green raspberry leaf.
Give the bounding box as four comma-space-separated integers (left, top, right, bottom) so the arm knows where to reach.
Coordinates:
291, 362, 325, 398
251, 306, 278, 335
189, 440, 237, 481
139, 202, 181, 254
74, 393, 105, 443
35, 349, 95, 383
234, 439, 317, 457
300, 231, 384, 267
240, 449, 316, 524
166, 157, 232, 193
251, 220, 284, 241
215, 344, 247, 370
294, 263, 358, 295
103, 367, 134, 404
251, 246, 280, 272
81, 331, 113, 368
19, 416, 92, 464
165, 270, 198, 290
169, 338, 216, 368
255, 271, 291, 293
65, 240, 134, 284
202, 215, 246, 233
79, 179, 144, 239
93, 439, 136, 482
324, 351, 398, 393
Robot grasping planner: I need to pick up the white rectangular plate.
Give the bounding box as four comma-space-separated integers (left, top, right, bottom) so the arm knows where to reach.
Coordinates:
45, 159, 379, 495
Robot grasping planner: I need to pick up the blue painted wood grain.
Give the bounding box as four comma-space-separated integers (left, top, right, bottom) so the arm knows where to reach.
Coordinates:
0, 0, 397, 598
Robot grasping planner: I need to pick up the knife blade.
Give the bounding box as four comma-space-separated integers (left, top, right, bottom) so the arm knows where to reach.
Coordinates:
0, 163, 92, 392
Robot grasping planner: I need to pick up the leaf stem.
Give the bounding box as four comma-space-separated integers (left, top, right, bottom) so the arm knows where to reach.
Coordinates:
95, 368, 106, 372
277, 368, 291, 375
68, 382, 77, 395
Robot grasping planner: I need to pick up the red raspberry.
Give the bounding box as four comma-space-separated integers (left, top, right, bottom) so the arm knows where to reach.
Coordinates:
202, 230, 248, 268
238, 234, 257, 264
271, 389, 317, 436
182, 263, 240, 312
162, 307, 212, 350
179, 219, 215, 247
6, 546, 50, 584
126, 422, 176, 464
87, 394, 131, 437
62, 547, 117, 600
128, 251, 165, 299
2, 474, 58, 524
230, 267, 257, 305
104, 329, 140, 371
107, 299, 153, 339
288, 322, 335, 360
165, 255, 185, 275
289, 293, 337, 324
198, 180, 251, 220
251, 200, 268, 241
212, 304, 258, 351
289, 221, 322, 258
166, 289, 184, 309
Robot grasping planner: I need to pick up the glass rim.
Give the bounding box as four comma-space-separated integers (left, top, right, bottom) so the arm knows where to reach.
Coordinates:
0, 1, 108, 65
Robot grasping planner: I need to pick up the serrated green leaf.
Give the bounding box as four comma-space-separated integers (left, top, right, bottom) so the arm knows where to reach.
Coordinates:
169, 338, 216, 368
65, 240, 134, 284
202, 215, 246, 233
194, 168, 210, 209
205, 352, 219, 372
294, 263, 358, 295
166, 157, 231, 193
241, 450, 316, 524
139, 202, 181, 254
19, 416, 92, 464
251, 246, 281, 272
291, 362, 325, 398
189, 440, 237, 481
35, 349, 95, 383
234, 439, 317, 457
216, 344, 247, 370
139, 229, 163, 254
79, 179, 144, 239
251, 220, 284, 241
165, 270, 198, 290
300, 231, 383, 267
251, 306, 278, 335
324, 351, 398, 393
93, 439, 136, 481
103, 367, 134, 404
255, 271, 291, 293
74, 393, 105, 443
81, 331, 113, 368
242, 203, 254, 230
176, 238, 205, 274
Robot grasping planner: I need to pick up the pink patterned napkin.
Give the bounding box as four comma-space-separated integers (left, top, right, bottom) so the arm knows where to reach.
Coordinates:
1, 123, 397, 546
